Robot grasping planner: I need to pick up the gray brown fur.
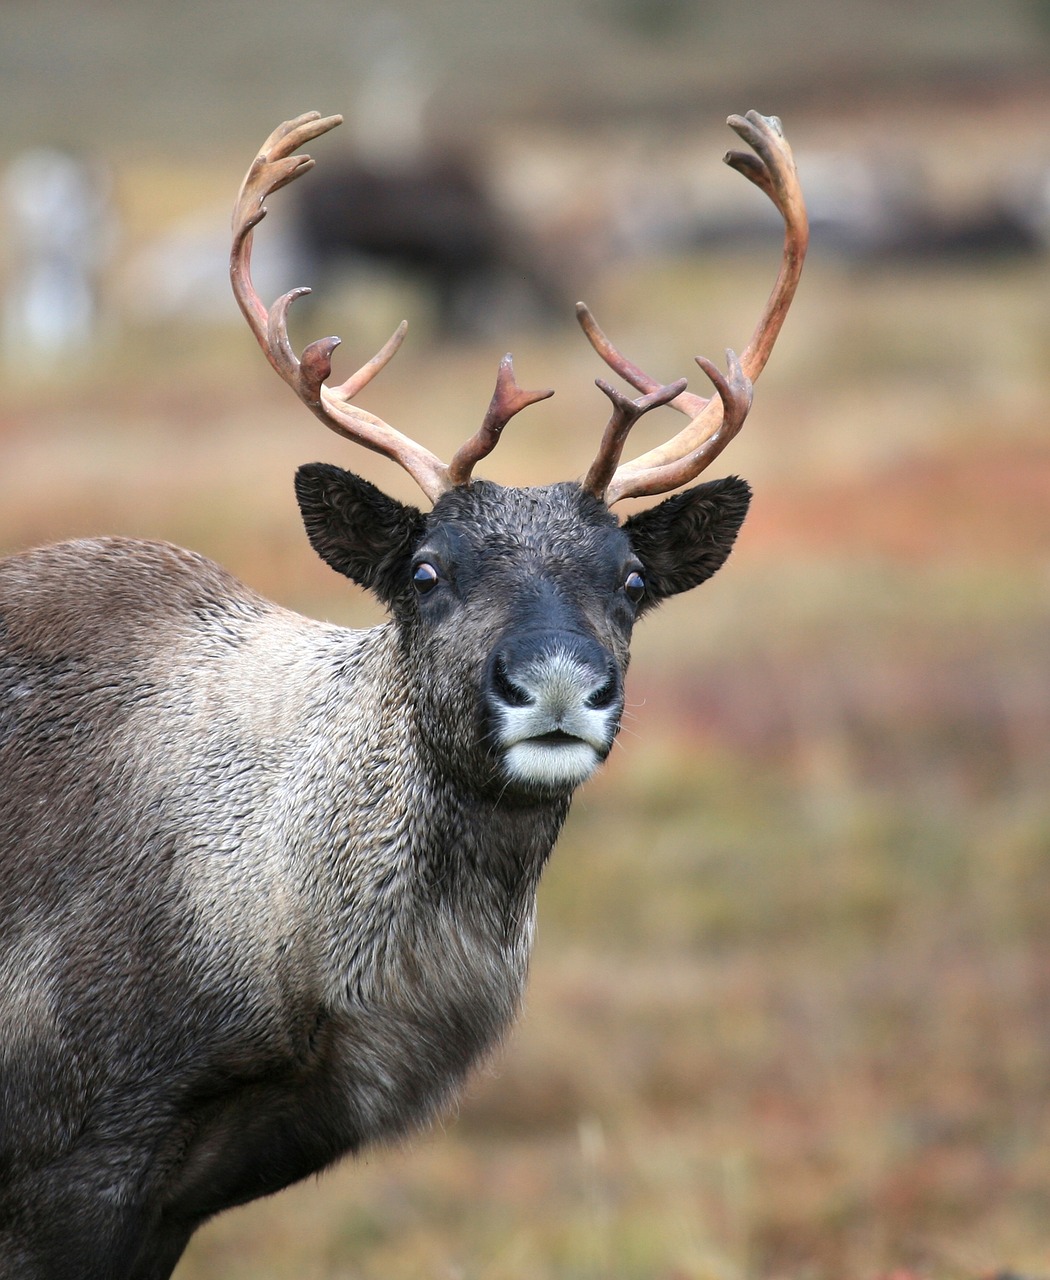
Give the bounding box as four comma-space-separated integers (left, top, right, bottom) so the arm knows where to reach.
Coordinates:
0, 471, 750, 1278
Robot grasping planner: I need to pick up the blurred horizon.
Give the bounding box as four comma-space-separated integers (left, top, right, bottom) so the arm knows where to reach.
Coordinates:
3, 0, 1050, 156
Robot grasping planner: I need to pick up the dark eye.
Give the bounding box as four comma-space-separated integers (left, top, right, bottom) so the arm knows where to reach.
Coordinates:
624, 570, 645, 604
412, 562, 440, 595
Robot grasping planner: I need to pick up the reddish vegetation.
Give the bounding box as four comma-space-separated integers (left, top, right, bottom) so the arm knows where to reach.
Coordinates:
744, 444, 1050, 565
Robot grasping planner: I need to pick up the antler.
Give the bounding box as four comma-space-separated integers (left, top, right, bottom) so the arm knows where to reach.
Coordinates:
577, 110, 808, 505
448, 354, 554, 486
233, 110, 804, 508
231, 112, 551, 503
582, 377, 688, 498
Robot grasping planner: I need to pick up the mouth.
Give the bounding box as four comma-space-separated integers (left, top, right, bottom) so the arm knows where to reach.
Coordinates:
529, 729, 585, 746
501, 731, 605, 791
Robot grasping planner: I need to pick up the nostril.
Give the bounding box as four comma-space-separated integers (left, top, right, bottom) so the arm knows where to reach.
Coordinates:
492, 654, 532, 708
586, 671, 619, 710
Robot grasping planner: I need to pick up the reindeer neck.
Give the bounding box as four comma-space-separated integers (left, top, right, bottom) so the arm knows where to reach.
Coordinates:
298, 621, 571, 996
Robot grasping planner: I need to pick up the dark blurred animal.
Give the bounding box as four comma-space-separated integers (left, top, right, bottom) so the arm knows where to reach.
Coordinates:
0, 110, 807, 1279
294, 149, 566, 334
864, 198, 1043, 263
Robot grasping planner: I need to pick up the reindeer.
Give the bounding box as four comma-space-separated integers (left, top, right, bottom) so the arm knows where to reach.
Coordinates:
0, 110, 807, 1279
292, 147, 568, 335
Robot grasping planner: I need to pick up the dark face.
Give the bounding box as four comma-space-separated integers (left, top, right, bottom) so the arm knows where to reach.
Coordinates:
295, 466, 750, 799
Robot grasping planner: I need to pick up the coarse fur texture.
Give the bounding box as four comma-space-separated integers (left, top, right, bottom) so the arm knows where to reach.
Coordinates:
0, 470, 749, 1278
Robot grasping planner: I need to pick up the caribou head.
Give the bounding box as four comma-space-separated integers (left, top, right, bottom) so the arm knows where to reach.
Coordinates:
230, 111, 807, 801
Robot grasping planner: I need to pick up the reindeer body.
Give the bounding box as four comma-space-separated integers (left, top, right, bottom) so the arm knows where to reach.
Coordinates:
4, 475, 752, 1277
0, 109, 806, 1278
0, 489, 608, 1275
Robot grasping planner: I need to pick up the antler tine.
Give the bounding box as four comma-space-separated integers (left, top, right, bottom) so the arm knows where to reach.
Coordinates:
604, 351, 753, 502
723, 111, 808, 382
578, 110, 808, 506
582, 377, 688, 500
448, 354, 554, 488
230, 112, 452, 503
231, 112, 344, 367
574, 303, 711, 419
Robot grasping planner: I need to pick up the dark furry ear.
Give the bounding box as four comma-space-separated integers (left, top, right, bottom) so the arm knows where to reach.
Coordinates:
621, 475, 751, 612
294, 463, 426, 605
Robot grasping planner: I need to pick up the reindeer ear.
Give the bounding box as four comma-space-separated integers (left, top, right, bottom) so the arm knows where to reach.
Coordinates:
294, 464, 427, 605
622, 475, 751, 612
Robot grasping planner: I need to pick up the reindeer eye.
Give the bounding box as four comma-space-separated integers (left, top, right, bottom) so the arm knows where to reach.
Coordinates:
624, 570, 645, 604
412, 562, 440, 594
